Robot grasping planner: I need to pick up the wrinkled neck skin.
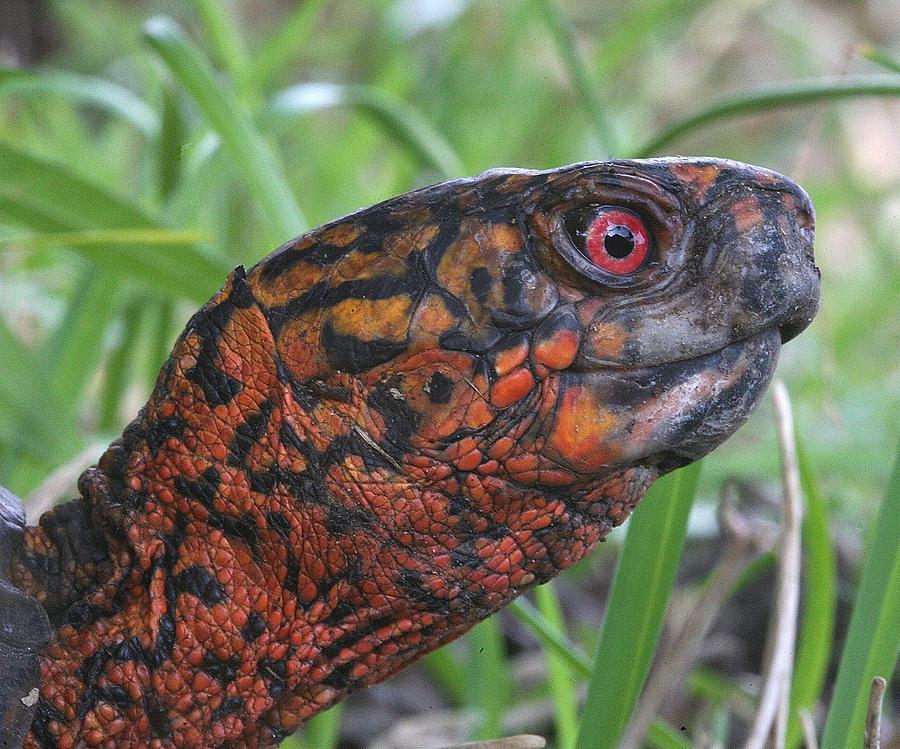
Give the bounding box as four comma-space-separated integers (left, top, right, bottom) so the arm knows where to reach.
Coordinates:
7, 157, 819, 748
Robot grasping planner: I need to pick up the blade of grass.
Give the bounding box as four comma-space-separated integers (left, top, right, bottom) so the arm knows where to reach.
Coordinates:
296, 703, 344, 749
423, 646, 468, 706
631, 75, 900, 157
786, 443, 837, 749
191, 0, 251, 97
530, 0, 621, 157
508, 598, 591, 677
0, 209, 225, 302
820, 450, 900, 749
249, 0, 330, 91
41, 270, 120, 410
535, 582, 578, 749
467, 616, 512, 740
143, 17, 306, 245
575, 462, 702, 749
647, 720, 695, 749
0, 228, 211, 250
0, 322, 76, 464
859, 46, 900, 75
0, 143, 228, 299
267, 83, 465, 178
0, 67, 159, 137
100, 298, 144, 430
158, 84, 188, 202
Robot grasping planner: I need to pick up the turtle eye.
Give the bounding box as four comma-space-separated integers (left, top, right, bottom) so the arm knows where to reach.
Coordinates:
582, 207, 649, 275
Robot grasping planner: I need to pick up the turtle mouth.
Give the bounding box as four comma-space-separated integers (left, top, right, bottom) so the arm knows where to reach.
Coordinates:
543, 327, 782, 476
634, 327, 782, 470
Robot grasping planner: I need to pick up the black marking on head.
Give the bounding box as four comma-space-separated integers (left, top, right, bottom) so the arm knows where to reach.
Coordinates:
174, 566, 226, 606
96, 684, 133, 711
325, 503, 374, 535
184, 293, 245, 406
113, 635, 146, 662
397, 570, 449, 613
266, 511, 291, 537
31, 698, 66, 749
322, 662, 354, 690
424, 371, 454, 404
265, 274, 418, 335
146, 415, 186, 454
201, 651, 241, 684
75, 646, 113, 718
206, 510, 259, 551
470, 266, 492, 305
214, 695, 244, 720
257, 653, 290, 697
323, 601, 354, 626
367, 377, 419, 456
242, 611, 266, 642
144, 694, 172, 740
65, 600, 107, 629
320, 321, 410, 374
173, 466, 221, 509
284, 550, 300, 594
227, 399, 275, 467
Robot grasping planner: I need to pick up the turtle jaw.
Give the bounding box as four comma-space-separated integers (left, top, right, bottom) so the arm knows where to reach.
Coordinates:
541, 328, 781, 476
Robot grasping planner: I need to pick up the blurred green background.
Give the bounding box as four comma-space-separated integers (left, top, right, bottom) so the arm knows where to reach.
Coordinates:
0, 1, 897, 748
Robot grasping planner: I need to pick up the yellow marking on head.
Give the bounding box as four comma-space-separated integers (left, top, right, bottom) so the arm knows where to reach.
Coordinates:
383, 224, 440, 257
321, 222, 364, 247
669, 162, 721, 203
731, 196, 764, 234
328, 295, 413, 342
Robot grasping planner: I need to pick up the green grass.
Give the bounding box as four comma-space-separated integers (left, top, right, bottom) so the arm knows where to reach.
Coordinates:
0, 2, 897, 748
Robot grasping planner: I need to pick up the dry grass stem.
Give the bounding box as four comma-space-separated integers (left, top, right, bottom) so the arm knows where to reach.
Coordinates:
742, 380, 804, 749
798, 709, 819, 749
617, 483, 776, 749
25, 441, 108, 522
864, 676, 886, 749
441, 736, 546, 749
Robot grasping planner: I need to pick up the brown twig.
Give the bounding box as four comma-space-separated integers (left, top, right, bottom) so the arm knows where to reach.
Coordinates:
798, 709, 818, 749
441, 736, 546, 749
864, 676, 886, 749
742, 380, 804, 749
617, 483, 776, 749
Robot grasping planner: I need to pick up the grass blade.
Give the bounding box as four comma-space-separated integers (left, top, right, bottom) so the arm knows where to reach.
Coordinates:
295, 704, 344, 749
786, 443, 838, 749
530, 0, 621, 157
575, 462, 702, 749
249, 0, 330, 91
100, 298, 144, 431
646, 720, 695, 749
268, 83, 465, 179
535, 582, 579, 749
508, 597, 592, 677
820, 450, 900, 749
158, 84, 188, 201
0, 228, 211, 250
0, 67, 159, 137
631, 75, 900, 157
143, 16, 306, 245
0, 143, 229, 301
191, 0, 251, 96
41, 270, 120, 410
859, 46, 900, 75
467, 616, 512, 740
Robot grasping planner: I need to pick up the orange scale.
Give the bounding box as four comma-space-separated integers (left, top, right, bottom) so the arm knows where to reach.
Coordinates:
454, 448, 482, 471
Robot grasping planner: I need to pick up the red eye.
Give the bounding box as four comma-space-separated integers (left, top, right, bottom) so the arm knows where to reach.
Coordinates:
584, 208, 649, 275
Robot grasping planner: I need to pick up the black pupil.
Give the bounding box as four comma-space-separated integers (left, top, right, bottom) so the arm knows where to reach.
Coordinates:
604, 225, 635, 259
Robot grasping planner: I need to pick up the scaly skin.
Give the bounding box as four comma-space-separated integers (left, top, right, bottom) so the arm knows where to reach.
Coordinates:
2, 158, 819, 748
